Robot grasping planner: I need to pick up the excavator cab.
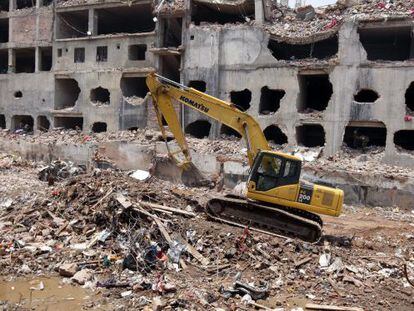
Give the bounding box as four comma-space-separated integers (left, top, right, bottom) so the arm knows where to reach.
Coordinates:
248, 151, 301, 192
247, 150, 343, 218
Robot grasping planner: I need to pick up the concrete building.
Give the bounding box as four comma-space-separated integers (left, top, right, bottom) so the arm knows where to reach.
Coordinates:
0, 0, 413, 167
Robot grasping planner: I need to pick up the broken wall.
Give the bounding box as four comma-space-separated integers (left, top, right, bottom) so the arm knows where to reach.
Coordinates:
183, 19, 414, 167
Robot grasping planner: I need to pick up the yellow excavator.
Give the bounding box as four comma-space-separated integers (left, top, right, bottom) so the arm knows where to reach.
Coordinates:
146, 73, 344, 242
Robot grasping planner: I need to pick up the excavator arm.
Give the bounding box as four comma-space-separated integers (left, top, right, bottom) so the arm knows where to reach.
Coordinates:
146, 73, 270, 166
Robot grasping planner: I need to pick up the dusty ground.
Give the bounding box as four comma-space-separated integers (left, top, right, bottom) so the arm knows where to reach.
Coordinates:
0, 153, 413, 311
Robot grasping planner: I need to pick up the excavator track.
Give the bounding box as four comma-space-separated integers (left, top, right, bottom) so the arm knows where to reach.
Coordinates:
206, 195, 322, 243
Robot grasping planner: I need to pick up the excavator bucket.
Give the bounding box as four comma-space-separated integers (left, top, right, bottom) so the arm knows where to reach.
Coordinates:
180, 162, 212, 187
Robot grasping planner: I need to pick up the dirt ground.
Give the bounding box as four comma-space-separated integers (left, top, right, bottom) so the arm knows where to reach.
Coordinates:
0, 153, 413, 311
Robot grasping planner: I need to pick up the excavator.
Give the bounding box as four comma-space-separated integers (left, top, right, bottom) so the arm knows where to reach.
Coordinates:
146, 73, 344, 242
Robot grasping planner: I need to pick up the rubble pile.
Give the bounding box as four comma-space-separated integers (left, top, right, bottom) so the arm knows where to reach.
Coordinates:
265, 0, 414, 39
304, 146, 414, 180
0, 158, 413, 309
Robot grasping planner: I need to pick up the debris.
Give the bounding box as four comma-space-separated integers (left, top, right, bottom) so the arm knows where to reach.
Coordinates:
403, 264, 414, 288
38, 160, 85, 182
130, 169, 151, 181
59, 263, 79, 277
319, 253, 332, 267
72, 269, 93, 285
29, 281, 44, 291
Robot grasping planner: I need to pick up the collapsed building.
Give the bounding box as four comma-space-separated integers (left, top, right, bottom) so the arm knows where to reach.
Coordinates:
0, 0, 413, 166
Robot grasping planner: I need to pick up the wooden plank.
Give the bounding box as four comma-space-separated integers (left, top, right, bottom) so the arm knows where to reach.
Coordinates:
138, 200, 196, 217
153, 218, 187, 270
306, 303, 364, 311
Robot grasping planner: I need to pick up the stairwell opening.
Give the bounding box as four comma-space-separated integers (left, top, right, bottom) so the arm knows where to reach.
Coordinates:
185, 120, 211, 138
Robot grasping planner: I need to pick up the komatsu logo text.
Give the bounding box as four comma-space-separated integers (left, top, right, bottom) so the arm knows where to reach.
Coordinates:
180, 95, 209, 113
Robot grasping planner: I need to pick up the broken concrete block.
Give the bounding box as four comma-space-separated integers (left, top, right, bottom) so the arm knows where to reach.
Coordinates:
71, 268, 93, 285
152, 296, 165, 311
296, 5, 315, 21
59, 263, 79, 277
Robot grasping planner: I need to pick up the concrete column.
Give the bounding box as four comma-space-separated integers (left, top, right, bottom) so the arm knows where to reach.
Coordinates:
88, 9, 98, 36
9, 0, 16, 11
254, 0, 264, 24
8, 49, 15, 73
35, 46, 40, 72
36, 0, 42, 8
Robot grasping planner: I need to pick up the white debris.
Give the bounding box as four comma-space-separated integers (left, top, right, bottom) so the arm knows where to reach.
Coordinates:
130, 169, 151, 181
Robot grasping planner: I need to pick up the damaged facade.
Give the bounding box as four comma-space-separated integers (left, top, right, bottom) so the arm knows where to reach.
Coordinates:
0, 0, 413, 166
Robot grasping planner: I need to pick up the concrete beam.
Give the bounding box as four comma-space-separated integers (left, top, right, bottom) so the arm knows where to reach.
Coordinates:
88, 9, 98, 36
254, 0, 264, 24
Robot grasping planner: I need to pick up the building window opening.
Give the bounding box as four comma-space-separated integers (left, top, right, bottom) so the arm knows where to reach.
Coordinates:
354, 89, 379, 103
0, 49, 7, 73
298, 74, 332, 112
120, 77, 148, 99
268, 36, 338, 60
54, 78, 81, 109
405, 82, 414, 114
90, 87, 110, 105
92, 122, 107, 133
188, 80, 206, 92
0, 1, 9, 12
162, 18, 182, 48
343, 123, 387, 149
230, 89, 251, 112
14, 91, 22, 98
394, 130, 414, 151
56, 10, 88, 39
15, 48, 35, 73
259, 87, 285, 114
16, 0, 35, 9
37, 116, 50, 131
220, 125, 241, 139
96, 46, 108, 62
185, 120, 211, 138
96, 4, 155, 35
11, 115, 34, 133
296, 124, 325, 147
358, 26, 412, 61
0, 114, 5, 129
128, 45, 146, 61
0, 19, 8, 43
54, 117, 83, 130
74, 47, 85, 63
40, 47, 52, 71
264, 125, 288, 145
191, 2, 252, 25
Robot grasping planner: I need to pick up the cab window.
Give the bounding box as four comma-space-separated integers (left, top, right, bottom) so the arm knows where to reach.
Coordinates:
256, 155, 282, 191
